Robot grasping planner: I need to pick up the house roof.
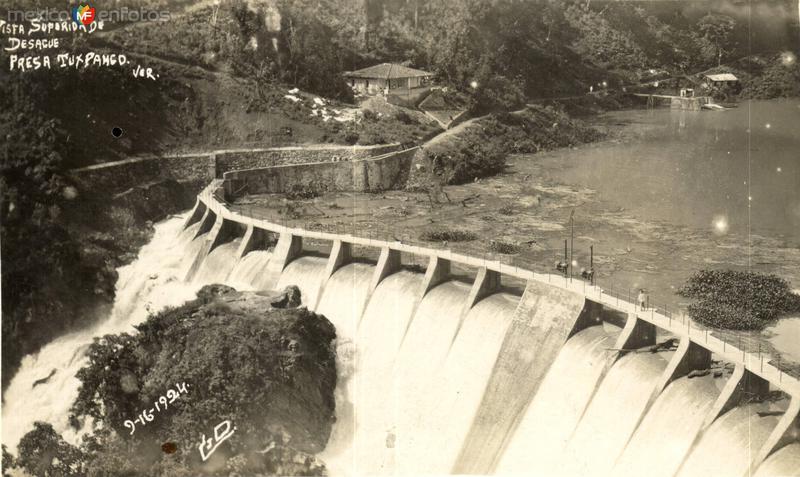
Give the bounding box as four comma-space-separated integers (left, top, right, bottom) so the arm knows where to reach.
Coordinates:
705, 73, 738, 82
343, 63, 432, 80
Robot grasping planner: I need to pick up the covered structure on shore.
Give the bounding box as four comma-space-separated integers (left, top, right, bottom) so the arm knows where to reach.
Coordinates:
702, 72, 740, 97
703, 73, 739, 86
343, 63, 432, 96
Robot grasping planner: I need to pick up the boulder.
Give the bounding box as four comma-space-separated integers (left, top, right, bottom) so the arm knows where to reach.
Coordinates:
271, 285, 302, 309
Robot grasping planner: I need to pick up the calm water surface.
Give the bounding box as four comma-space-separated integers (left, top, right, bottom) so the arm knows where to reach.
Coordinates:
547, 100, 800, 244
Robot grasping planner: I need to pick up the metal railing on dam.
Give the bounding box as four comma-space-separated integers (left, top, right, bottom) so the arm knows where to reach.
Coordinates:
186, 181, 800, 474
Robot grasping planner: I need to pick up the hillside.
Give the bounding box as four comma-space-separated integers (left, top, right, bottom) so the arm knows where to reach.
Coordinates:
5, 0, 798, 167
2, 53, 440, 170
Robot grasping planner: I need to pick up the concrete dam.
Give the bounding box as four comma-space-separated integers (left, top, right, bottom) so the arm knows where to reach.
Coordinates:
177, 184, 800, 477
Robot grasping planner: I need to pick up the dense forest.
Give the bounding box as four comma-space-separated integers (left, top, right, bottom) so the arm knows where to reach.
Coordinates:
97, 0, 800, 107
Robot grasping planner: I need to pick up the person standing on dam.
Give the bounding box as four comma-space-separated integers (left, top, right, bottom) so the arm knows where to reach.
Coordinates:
638, 289, 648, 310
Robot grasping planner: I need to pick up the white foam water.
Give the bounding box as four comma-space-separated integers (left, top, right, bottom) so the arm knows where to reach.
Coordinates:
2, 214, 204, 452
557, 351, 670, 477
226, 250, 273, 291
8, 212, 797, 477
676, 401, 784, 477
754, 442, 800, 477
350, 271, 424, 475
411, 292, 518, 475
392, 281, 471, 476
495, 324, 621, 476
613, 374, 722, 477
192, 238, 242, 285
275, 256, 328, 309
315, 263, 378, 477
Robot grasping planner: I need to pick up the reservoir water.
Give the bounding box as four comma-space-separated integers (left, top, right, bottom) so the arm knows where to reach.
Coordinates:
533, 99, 800, 367
540, 100, 800, 242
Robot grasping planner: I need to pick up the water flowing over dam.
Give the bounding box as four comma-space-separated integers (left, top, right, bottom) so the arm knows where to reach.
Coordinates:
2, 215, 204, 449
174, 189, 800, 476
3, 188, 800, 476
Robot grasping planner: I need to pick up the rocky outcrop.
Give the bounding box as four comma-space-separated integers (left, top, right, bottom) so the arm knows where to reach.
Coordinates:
63, 285, 338, 476
270, 285, 302, 309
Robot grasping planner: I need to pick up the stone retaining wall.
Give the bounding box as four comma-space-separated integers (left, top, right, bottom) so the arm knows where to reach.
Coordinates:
215, 144, 400, 174
70, 144, 401, 193
222, 147, 418, 198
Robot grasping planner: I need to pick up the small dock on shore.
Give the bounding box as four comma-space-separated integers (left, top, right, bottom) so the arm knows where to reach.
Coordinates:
632, 93, 712, 111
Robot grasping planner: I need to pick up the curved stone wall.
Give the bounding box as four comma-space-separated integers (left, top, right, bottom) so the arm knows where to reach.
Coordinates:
222, 147, 419, 199
69, 143, 402, 193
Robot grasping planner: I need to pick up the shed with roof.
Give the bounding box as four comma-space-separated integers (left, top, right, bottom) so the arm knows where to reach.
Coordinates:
343, 63, 432, 95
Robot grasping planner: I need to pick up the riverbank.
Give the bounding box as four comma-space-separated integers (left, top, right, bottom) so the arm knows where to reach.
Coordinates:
229, 100, 800, 377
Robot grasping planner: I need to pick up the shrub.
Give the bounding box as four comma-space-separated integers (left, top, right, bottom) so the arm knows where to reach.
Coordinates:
470, 73, 526, 114
280, 202, 304, 219
741, 58, 800, 99
686, 302, 763, 331
489, 239, 520, 254
419, 228, 477, 242
62, 289, 337, 476
678, 270, 800, 330
429, 140, 507, 185
394, 110, 416, 124
360, 133, 388, 145
343, 132, 360, 145
362, 109, 379, 121
285, 183, 323, 200
487, 106, 604, 154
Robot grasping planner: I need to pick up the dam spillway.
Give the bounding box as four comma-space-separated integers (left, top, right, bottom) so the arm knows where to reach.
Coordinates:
175, 187, 800, 476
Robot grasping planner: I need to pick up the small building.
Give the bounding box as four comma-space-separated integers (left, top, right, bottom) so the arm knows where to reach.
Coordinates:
343, 63, 432, 96
702, 73, 740, 98
703, 73, 738, 87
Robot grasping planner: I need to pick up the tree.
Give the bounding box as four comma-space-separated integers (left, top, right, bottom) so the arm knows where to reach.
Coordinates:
15, 422, 87, 477
564, 3, 648, 72
697, 13, 735, 66
2, 445, 16, 477
470, 61, 526, 114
